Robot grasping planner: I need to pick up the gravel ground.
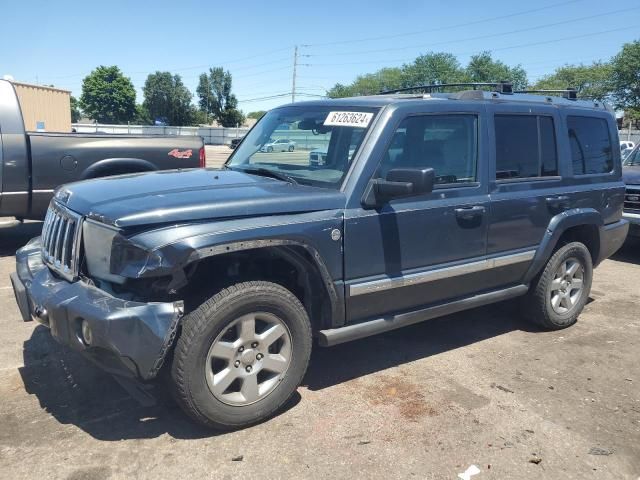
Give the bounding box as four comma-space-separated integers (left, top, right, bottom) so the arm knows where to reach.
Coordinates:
0, 217, 639, 479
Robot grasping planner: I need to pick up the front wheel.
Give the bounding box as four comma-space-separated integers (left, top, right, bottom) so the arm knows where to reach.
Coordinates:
522, 241, 593, 330
168, 281, 312, 430
266, 146, 273, 153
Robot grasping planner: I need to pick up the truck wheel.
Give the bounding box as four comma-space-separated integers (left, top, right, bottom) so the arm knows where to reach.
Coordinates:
523, 242, 593, 330
169, 281, 312, 430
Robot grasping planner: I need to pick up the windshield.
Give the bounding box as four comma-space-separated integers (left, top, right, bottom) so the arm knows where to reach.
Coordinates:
227, 105, 379, 188
623, 145, 640, 166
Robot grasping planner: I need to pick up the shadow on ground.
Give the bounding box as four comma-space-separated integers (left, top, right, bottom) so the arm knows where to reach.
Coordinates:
19, 298, 538, 441
0, 220, 42, 257
611, 237, 640, 265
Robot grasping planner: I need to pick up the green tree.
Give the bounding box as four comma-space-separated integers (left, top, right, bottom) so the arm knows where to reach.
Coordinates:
134, 104, 152, 125
142, 71, 194, 126
196, 67, 245, 127
327, 68, 404, 97
610, 39, 640, 114
70, 96, 81, 123
190, 108, 210, 125
402, 52, 466, 87
465, 51, 528, 90
79, 66, 136, 123
247, 110, 266, 119
534, 62, 612, 100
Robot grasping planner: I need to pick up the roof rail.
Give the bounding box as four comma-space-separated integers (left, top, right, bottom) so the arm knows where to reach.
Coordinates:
380, 81, 513, 95
514, 88, 578, 100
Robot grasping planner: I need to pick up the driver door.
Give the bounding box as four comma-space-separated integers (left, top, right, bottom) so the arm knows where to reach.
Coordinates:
343, 111, 491, 322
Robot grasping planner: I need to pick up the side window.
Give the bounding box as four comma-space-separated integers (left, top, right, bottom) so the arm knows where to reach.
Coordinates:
495, 115, 558, 179
376, 114, 478, 185
567, 116, 613, 175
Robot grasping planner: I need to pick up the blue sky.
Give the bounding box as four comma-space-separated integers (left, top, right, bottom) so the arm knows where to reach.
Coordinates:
2, 0, 638, 114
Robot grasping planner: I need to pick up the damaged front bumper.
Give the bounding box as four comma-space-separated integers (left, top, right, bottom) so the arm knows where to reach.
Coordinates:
11, 237, 183, 380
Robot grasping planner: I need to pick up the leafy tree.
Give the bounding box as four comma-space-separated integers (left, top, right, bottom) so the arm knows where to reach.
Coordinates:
534, 62, 612, 100
610, 39, 640, 114
465, 51, 528, 90
134, 104, 152, 125
190, 108, 210, 125
328, 68, 404, 97
402, 52, 466, 88
70, 96, 81, 123
247, 110, 266, 119
142, 71, 194, 126
196, 67, 245, 127
80, 66, 136, 123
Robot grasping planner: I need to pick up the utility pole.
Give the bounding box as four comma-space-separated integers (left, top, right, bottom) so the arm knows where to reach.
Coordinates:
292, 45, 298, 103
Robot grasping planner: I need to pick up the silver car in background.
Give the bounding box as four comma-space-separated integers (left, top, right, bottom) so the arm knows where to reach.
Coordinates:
260, 138, 296, 153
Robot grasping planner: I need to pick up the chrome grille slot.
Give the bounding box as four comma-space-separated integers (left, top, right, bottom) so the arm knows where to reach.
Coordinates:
41, 201, 83, 281
624, 187, 640, 212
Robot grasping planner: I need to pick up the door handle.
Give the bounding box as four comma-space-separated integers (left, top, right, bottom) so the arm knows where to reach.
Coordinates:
454, 205, 486, 219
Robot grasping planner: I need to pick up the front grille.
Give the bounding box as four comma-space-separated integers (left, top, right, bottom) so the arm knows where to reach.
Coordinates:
41, 201, 83, 281
625, 186, 640, 212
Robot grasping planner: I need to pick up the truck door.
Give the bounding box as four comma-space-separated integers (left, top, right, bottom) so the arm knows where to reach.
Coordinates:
343, 107, 491, 323
486, 104, 564, 286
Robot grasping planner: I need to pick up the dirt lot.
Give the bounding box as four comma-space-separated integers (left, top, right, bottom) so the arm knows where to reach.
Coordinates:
0, 202, 639, 479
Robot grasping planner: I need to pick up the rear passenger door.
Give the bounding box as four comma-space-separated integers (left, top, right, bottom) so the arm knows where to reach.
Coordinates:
486, 105, 565, 285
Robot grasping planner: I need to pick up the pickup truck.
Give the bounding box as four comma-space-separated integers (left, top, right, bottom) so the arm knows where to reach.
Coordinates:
0, 79, 204, 220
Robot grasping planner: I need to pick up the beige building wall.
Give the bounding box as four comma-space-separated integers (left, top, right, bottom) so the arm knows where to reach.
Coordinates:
12, 81, 71, 132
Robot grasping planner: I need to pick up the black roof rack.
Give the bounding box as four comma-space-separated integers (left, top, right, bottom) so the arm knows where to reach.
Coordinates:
514, 88, 578, 100
380, 81, 513, 95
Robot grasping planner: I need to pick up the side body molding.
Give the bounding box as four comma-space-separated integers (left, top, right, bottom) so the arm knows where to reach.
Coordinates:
523, 208, 603, 284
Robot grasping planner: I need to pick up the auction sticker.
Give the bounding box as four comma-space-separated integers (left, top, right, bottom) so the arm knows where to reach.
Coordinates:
324, 111, 373, 128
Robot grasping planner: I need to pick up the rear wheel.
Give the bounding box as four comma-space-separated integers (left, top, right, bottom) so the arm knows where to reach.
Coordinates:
288, 145, 294, 152
168, 281, 312, 430
523, 242, 592, 330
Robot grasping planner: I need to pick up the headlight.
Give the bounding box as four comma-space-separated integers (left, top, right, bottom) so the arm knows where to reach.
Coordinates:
82, 220, 124, 284
82, 220, 166, 283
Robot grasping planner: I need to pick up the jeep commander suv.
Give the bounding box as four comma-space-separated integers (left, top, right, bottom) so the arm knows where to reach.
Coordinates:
11, 83, 629, 430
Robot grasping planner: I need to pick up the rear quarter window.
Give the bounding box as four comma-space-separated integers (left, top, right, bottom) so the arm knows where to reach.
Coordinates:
567, 116, 613, 175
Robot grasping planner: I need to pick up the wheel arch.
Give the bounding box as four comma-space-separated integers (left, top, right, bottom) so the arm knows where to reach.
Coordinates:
178, 240, 344, 331
523, 208, 603, 284
81, 158, 158, 179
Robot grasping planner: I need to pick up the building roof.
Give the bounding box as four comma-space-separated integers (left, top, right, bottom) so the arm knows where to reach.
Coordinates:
10, 80, 71, 94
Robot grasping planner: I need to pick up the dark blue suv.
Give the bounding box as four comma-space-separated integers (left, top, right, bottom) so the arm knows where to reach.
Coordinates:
11, 84, 629, 429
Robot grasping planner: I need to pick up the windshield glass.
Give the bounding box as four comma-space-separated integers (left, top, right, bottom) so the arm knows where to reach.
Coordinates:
623, 145, 640, 166
227, 105, 379, 188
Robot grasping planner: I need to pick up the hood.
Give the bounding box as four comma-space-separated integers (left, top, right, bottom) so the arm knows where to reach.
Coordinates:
57, 169, 346, 228
622, 165, 640, 186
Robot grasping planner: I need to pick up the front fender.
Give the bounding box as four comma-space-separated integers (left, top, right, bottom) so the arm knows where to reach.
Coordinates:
523, 208, 603, 283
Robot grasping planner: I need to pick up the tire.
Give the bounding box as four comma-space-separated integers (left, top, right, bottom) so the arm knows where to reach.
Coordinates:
168, 281, 312, 430
522, 241, 593, 330
288, 145, 294, 152
266, 146, 273, 153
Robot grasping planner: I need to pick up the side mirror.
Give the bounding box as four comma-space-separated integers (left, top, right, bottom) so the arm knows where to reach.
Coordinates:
362, 168, 435, 208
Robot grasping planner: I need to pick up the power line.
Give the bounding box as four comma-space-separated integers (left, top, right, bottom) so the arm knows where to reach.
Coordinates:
302, 0, 583, 48
306, 7, 635, 58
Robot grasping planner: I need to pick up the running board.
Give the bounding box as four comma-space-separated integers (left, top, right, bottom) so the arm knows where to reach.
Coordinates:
317, 285, 528, 347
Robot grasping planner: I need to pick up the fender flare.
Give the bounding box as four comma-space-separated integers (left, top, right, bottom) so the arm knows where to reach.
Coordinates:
81, 158, 158, 179
185, 238, 344, 328
523, 208, 603, 284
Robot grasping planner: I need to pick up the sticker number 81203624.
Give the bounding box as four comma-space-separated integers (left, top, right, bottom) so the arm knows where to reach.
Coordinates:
323, 111, 373, 128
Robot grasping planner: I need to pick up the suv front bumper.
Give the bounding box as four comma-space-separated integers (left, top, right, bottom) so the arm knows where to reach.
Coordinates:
11, 237, 183, 380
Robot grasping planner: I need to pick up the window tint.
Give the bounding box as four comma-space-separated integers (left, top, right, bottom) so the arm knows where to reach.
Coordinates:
495, 115, 558, 179
567, 116, 613, 175
376, 115, 478, 185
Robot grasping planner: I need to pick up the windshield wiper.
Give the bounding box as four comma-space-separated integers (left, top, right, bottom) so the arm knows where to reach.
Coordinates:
235, 166, 298, 184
